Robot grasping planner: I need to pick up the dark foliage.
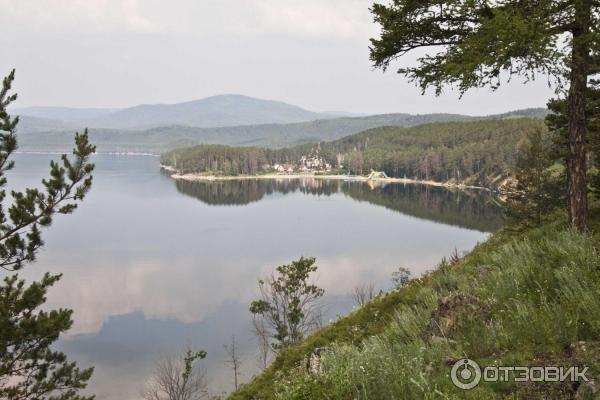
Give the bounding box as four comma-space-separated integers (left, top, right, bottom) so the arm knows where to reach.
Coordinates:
505, 127, 564, 228
0, 70, 96, 400
547, 80, 600, 196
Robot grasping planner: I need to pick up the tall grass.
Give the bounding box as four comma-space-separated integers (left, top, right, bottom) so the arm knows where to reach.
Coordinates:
262, 227, 600, 399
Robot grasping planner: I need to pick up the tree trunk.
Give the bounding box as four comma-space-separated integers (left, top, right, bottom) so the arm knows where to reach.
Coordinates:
567, 0, 591, 232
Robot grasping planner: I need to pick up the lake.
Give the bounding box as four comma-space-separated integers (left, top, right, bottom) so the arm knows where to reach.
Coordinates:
10, 153, 502, 399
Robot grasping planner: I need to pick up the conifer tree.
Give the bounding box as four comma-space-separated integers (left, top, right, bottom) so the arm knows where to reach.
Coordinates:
370, 0, 600, 231
0, 70, 96, 400
547, 80, 600, 198
589, 80, 600, 194
505, 127, 562, 228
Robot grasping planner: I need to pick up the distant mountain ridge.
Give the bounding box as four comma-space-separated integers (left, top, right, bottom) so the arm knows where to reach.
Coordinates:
14, 94, 549, 133
13, 106, 117, 122
11, 94, 549, 152
14, 94, 329, 130
14, 107, 549, 153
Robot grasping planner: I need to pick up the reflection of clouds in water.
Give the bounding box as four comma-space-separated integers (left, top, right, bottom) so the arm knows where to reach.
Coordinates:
60, 304, 257, 397
316, 255, 392, 294
47, 245, 463, 336
45, 255, 265, 335
74, 358, 149, 400
315, 249, 460, 295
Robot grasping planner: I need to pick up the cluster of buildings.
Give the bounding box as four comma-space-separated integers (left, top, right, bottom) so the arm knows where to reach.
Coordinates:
270, 151, 332, 173
298, 154, 332, 172
272, 163, 296, 173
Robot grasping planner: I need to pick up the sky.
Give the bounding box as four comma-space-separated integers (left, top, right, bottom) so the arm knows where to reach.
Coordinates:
0, 0, 556, 115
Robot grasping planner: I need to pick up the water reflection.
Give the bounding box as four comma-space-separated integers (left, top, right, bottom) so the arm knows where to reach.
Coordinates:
174, 178, 504, 232
9, 155, 499, 399
172, 176, 339, 206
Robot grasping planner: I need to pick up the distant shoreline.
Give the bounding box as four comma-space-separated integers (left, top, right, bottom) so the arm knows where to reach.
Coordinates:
15, 151, 160, 157
160, 164, 491, 191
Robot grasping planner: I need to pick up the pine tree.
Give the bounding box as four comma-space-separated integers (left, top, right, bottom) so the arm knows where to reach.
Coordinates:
547, 80, 600, 198
0, 70, 96, 400
369, 0, 600, 231
590, 80, 600, 195
505, 127, 562, 228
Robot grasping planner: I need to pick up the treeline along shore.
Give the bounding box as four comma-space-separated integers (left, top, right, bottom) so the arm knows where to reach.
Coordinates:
161, 118, 546, 191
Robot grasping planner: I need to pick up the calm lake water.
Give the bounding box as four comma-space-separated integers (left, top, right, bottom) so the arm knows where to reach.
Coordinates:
10, 154, 502, 399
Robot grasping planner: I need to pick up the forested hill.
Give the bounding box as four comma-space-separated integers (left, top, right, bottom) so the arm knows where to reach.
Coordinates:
307, 118, 543, 187
15, 108, 547, 153
14, 95, 327, 129
162, 118, 545, 189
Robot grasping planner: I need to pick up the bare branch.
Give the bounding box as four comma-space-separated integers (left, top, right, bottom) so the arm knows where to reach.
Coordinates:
141, 348, 208, 400
223, 335, 242, 390
352, 282, 376, 306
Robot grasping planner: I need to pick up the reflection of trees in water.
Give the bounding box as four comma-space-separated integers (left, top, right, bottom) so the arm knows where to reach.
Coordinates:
340, 182, 504, 232
176, 180, 266, 205
174, 178, 503, 232
174, 178, 340, 206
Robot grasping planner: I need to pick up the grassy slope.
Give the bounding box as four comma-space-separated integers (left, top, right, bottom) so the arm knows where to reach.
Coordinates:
229, 212, 600, 399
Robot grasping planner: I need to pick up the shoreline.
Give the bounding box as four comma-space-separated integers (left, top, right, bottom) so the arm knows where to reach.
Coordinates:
160, 164, 491, 191
16, 151, 160, 157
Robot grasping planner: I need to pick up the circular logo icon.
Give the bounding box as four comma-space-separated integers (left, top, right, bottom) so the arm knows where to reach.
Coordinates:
451, 358, 481, 390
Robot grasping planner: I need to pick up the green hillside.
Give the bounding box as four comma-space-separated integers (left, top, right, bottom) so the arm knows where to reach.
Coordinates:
311, 118, 544, 187
229, 214, 600, 399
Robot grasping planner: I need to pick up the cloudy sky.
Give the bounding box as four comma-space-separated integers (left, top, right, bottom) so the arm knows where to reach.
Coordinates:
0, 0, 555, 115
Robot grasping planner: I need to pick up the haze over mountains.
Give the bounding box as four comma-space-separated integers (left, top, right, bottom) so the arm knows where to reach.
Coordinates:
14, 94, 329, 130
12, 106, 117, 122
12, 94, 548, 153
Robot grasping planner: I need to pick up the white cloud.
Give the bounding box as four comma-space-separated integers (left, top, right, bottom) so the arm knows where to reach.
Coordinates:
0, 0, 164, 34
253, 0, 375, 38
0, 0, 373, 37
121, 0, 162, 33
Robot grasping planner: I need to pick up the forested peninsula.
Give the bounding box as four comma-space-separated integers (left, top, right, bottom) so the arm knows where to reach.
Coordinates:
161, 118, 544, 190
